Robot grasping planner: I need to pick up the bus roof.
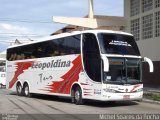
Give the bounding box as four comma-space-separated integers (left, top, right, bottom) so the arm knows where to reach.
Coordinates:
7, 30, 133, 49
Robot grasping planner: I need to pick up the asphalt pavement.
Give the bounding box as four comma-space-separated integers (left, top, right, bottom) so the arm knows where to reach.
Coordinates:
0, 88, 160, 120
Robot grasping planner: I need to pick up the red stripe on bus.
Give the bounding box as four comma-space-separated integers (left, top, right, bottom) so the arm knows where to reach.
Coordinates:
84, 94, 92, 96
130, 84, 141, 92
9, 61, 33, 89
47, 55, 82, 94
80, 83, 89, 85
83, 92, 92, 94
83, 88, 92, 90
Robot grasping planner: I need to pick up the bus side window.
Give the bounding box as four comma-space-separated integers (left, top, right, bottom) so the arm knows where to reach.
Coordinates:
9, 53, 14, 61
6, 34, 81, 60
12, 53, 17, 61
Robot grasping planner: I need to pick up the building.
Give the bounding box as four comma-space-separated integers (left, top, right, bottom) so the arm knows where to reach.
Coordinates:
51, 15, 125, 35
51, 2, 160, 87
124, 0, 160, 87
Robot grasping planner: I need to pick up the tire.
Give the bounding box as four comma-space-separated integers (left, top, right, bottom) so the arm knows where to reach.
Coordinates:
23, 83, 31, 97
71, 89, 75, 103
16, 83, 23, 96
108, 101, 116, 104
74, 87, 83, 105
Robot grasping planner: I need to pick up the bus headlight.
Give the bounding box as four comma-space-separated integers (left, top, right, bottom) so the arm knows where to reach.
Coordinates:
103, 88, 116, 93
136, 88, 143, 92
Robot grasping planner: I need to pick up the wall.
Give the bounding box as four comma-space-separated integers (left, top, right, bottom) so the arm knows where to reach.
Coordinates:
124, 0, 160, 88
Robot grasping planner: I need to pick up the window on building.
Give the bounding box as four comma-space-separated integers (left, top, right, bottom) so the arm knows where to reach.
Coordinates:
130, 0, 140, 16
142, 0, 153, 12
142, 14, 153, 39
155, 11, 160, 37
155, 0, 160, 8
131, 18, 140, 41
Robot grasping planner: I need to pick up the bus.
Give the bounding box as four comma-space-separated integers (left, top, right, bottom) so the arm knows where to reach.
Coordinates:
6, 30, 153, 104
0, 60, 6, 88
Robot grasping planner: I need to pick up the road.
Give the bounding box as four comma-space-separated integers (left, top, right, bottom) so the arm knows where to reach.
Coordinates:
0, 89, 160, 120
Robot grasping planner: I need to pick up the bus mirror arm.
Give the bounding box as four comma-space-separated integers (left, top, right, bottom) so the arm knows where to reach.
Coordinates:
101, 55, 109, 72
143, 57, 154, 73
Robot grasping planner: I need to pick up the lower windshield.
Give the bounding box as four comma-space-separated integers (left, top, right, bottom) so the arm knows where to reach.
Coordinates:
98, 33, 140, 56
103, 58, 142, 85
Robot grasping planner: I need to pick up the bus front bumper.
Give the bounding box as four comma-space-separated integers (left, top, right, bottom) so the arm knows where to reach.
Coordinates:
100, 92, 143, 101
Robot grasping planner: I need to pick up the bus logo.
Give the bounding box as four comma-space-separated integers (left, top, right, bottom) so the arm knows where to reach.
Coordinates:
125, 88, 128, 93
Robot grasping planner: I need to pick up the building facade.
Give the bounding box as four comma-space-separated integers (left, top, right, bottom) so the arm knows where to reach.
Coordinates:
124, 0, 160, 87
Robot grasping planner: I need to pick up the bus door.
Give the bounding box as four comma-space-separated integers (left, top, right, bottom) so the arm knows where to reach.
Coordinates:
82, 33, 102, 98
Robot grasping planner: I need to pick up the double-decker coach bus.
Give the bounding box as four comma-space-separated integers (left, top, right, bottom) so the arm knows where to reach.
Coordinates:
6, 30, 153, 104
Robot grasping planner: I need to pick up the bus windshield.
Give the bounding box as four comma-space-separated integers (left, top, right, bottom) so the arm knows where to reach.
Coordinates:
103, 58, 142, 85
98, 33, 140, 56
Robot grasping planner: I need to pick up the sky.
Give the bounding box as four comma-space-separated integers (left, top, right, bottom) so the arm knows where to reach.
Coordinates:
0, 0, 124, 52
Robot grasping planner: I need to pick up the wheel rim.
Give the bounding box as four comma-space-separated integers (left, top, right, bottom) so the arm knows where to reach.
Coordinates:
17, 85, 22, 94
75, 90, 80, 102
24, 85, 29, 96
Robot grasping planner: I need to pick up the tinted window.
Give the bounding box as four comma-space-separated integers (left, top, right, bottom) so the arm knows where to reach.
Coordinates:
103, 58, 142, 85
83, 33, 101, 82
7, 34, 81, 61
98, 33, 140, 56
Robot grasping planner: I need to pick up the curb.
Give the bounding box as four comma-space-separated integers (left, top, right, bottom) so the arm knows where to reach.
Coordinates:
144, 91, 160, 96
142, 98, 160, 105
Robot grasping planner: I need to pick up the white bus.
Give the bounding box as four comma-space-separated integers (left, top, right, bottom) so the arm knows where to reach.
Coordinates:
0, 61, 6, 88
6, 30, 153, 104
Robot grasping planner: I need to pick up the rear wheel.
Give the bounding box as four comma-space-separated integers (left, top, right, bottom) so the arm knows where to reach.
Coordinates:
23, 83, 30, 97
16, 83, 23, 96
74, 87, 83, 105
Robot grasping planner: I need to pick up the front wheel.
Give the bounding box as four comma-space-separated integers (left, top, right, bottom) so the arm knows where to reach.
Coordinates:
74, 87, 83, 105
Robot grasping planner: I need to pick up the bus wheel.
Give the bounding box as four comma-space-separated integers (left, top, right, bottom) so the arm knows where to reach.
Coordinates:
23, 83, 30, 97
71, 89, 75, 103
74, 87, 83, 105
16, 83, 22, 96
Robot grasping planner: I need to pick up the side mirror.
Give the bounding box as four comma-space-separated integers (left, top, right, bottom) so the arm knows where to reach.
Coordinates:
101, 54, 109, 72
143, 57, 154, 73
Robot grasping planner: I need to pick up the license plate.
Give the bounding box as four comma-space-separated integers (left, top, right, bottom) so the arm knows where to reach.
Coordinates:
123, 95, 130, 100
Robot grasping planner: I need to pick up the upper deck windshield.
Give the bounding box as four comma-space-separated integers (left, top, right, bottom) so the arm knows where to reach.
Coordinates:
98, 33, 140, 56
